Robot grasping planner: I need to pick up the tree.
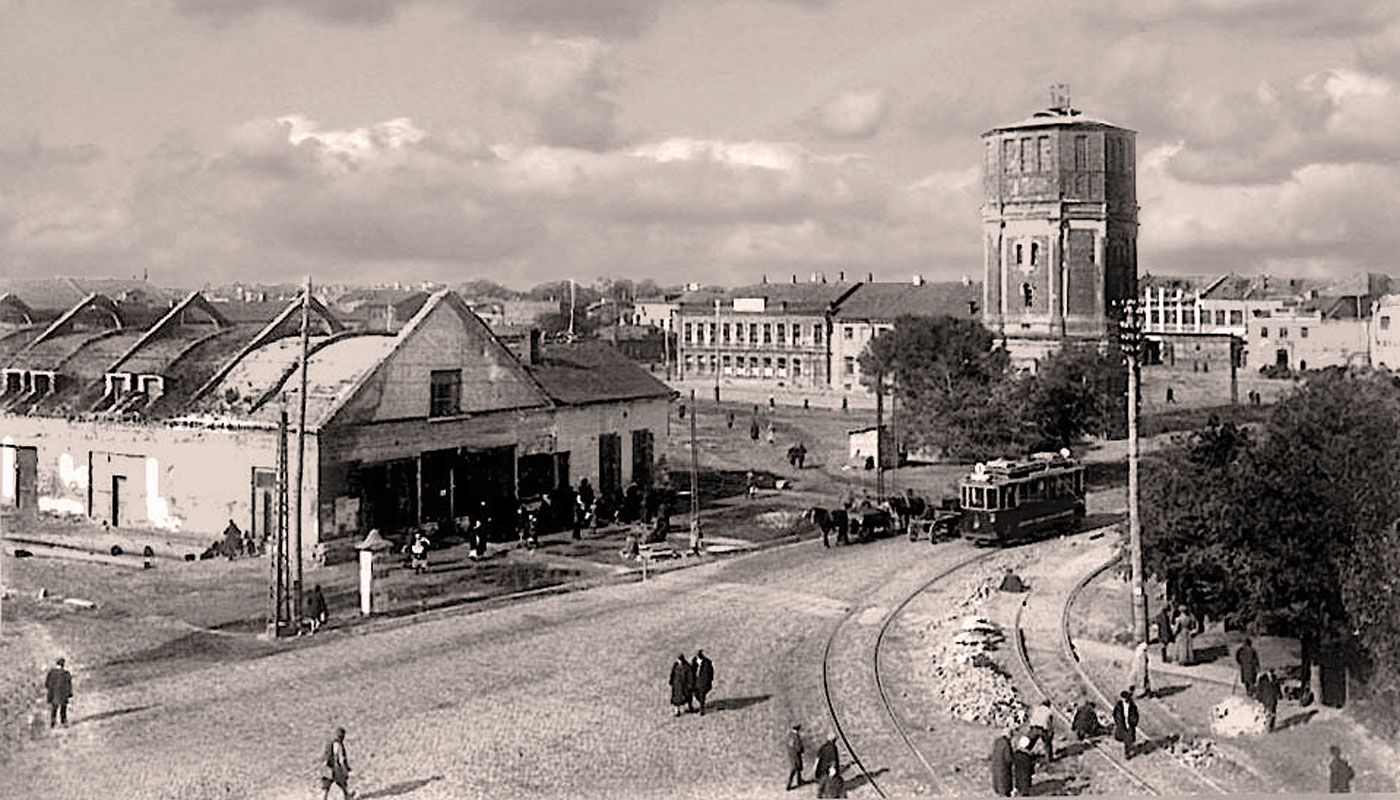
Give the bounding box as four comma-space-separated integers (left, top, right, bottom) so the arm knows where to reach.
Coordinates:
859, 315, 1018, 461
1140, 370, 1400, 668
1017, 342, 1126, 449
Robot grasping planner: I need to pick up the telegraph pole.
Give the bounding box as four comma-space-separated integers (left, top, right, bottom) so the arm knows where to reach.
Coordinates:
688, 389, 699, 522
1119, 300, 1149, 647
293, 277, 311, 628
713, 298, 721, 403
875, 370, 885, 501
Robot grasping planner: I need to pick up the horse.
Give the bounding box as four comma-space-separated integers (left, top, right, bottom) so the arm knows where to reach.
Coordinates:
804, 507, 849, 546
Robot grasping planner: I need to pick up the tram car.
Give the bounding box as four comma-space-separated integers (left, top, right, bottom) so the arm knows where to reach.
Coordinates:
957, 449, 1086, 545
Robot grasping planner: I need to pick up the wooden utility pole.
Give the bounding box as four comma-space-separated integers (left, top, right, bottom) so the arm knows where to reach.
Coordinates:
268, 406, 290, 637
875, 371, 885, 501
689, 389, 699, 522
1119, 300, 1149, 647
293, 277, 311, 627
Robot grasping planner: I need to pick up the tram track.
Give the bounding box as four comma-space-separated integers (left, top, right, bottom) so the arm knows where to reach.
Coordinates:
1010, 552, 1230, 795
821, 542, 1000, 797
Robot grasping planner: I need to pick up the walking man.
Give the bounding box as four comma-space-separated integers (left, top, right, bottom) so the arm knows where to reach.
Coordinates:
1236, 638, 1260, 697
669, 654, 694, 716
321, 726, 351, 800
1027, 699, 1055, 761
44, 657, 72, 728
1257, 670, 1281, 732
1155, 604, 1175, 662
785, 724, 805, 791
817, 764, 846, 798
1072, 700, 1102, 740
1328, 744, 1354, 793
692, 650, 714, 715
308, 584, 328, 633
990, 728, 1014, 796
1113, 689, 1139, 759
813, 732, 839, 785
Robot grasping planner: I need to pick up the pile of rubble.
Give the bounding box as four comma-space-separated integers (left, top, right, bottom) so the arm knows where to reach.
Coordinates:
1211, 695, 1269, 737
1168, 736, 1220, 769
924, 615, 1026, 728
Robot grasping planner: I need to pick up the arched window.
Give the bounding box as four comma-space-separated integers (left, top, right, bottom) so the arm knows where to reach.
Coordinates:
1030, 242, 1039, 266
1015, 244, 1024, 265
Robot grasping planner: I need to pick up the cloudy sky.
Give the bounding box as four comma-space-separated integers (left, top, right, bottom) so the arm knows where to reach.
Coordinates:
2, 0, 1399, 290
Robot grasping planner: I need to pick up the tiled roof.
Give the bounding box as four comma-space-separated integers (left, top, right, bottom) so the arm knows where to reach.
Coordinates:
678, 281, 859, 314
832, 281, 982, 321
527, 342, 672, 406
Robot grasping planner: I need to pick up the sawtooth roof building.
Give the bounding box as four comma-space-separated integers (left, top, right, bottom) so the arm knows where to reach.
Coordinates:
0, 289, 671, 564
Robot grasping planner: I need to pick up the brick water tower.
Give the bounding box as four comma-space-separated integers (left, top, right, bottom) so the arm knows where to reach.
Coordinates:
981, 86, 1138, 366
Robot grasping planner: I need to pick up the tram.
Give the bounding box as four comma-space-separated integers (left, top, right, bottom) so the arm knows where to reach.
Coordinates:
957, 449, 1086, 545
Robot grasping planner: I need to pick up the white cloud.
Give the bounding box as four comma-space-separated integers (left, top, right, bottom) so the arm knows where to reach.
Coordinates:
806, 88, 890, 140
499, 38, 622, 150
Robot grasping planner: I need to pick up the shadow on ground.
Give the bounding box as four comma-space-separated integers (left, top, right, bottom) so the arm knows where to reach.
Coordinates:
705, 694, 770, 713
360, 776, 443, 798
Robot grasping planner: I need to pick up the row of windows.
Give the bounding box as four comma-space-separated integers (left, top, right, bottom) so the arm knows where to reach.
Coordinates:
682, 321, 825, 346
1000, 135, 1056, 173
1150, 308, 1246, 327
1257, 327, 1308, 339
684, 354, 808, 379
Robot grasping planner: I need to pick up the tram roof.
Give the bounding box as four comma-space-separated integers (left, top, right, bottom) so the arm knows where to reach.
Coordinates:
964, 452, 1079, 483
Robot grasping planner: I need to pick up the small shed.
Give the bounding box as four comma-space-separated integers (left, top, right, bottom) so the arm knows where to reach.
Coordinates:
848, 425, 897, 469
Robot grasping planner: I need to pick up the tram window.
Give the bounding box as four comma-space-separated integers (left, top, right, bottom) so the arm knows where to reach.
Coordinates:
1075, 472, 1084, 493
1005, 486, 1017, 507
972, 487, 985, 508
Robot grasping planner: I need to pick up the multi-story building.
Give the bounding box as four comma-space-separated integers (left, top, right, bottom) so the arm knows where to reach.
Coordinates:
828, 277, 982, 392
674, 275, 859, 395
1143, 273, 1387, 370
981, 89, 1138, 366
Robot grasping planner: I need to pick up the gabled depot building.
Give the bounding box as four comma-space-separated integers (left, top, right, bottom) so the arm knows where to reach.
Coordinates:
0, 289, 670, 564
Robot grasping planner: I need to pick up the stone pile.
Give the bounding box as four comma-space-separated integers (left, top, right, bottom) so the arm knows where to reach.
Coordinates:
928, 639, 1026, 727
1211, 695, 1269, 737
1168, 736, 1220, 769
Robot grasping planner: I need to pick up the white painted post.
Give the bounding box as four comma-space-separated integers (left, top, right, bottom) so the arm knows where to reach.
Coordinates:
359, 550, 373, 616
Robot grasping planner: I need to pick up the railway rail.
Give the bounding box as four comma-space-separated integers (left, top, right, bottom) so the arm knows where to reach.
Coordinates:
821, 543, 1000, 797
1010, 555, 1230, 794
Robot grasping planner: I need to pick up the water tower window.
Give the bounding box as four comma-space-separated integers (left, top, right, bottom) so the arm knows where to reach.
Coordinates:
1020, 138, 1032, 172
1038, 136, 1051, 171
1074, 135, 1088, 170
1030, 243, 1040, 266
1003, 139, 1017, 172
1015, 243, 1024, 266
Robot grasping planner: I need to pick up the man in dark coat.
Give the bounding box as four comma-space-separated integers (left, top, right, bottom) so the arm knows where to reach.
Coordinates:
308, 584, 328, 633
785, 724, 805, 790
578, 479, 595, 513
1328, 744, 1354, 793
45, 657, 73, 728
1256, 670, 1281, 731
989, 729, 1013, 796
1072, 700, 1103, 740
1113, 690, 1139, 759
321, 726, 351, 799
1156, 605, 1175, 662
692, 650, 714, 715
813, 733, 839, 785
1011, 735, 1036, 796
1236, 638, 1260, 698
669, 654, 694, 716
816, 764, 846, 798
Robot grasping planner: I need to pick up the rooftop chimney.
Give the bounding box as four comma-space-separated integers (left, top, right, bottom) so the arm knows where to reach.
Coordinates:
528, 328, 541, 365
912, 274, 925, 286
866, 272, 874, 282
790, 275, 798, 284
761, 274, 768, 285
838, 271, 845, 282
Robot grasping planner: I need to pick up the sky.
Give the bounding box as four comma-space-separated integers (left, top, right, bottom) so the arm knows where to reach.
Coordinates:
2, 0, 1399, 291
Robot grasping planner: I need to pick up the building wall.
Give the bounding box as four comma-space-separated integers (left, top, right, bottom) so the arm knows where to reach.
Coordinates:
1372, 297, 1400, 368
0, 416, 319, 553
316, 396, 669, 542
829, 319, 895, 390
334, 299, 548, 424
1246, 314, 1367, 371
675, 308, 831, 390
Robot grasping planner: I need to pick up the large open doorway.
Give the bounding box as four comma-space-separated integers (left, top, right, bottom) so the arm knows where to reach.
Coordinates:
598, 433, 622, 499
631, 430, 654, 489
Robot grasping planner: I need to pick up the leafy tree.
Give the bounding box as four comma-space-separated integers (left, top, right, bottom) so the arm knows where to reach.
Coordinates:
859, 315, 1018, 460
1140, 369, 1400, 677
1017, 342, 1126, 449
